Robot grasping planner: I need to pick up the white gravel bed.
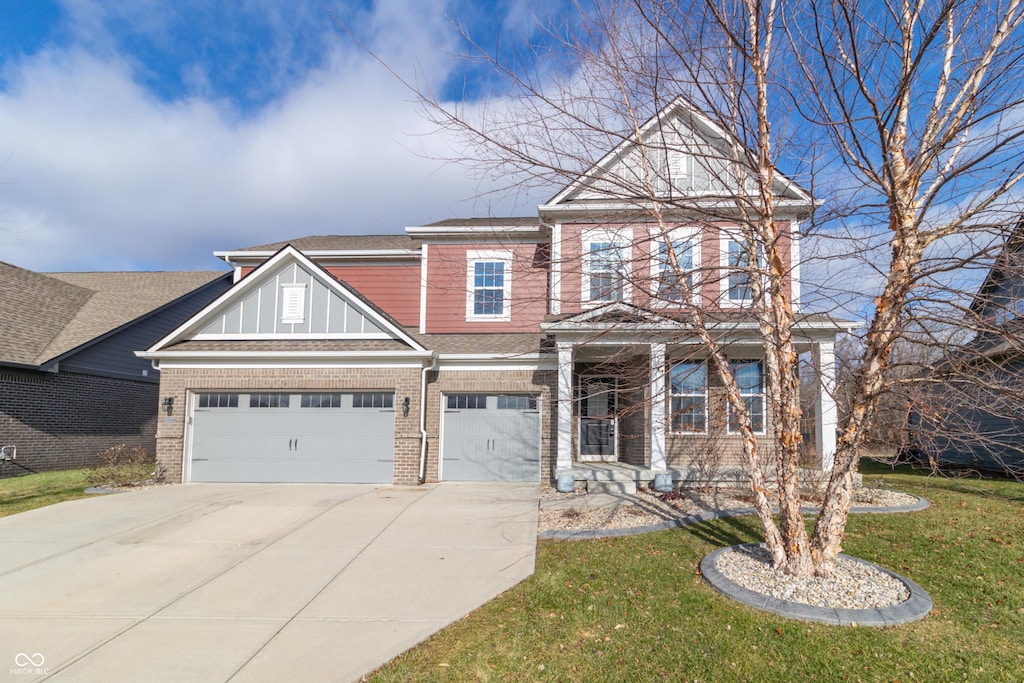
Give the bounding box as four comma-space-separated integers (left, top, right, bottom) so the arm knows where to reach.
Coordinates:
714, 544, 910, 609
537, 486, 919, 535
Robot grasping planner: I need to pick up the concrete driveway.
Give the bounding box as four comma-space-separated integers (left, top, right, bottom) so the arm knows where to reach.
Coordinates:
0, 482, 539, 682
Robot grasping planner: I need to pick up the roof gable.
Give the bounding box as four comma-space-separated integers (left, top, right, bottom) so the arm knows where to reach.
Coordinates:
148, 246, 426, 352
544, 96, 811, 208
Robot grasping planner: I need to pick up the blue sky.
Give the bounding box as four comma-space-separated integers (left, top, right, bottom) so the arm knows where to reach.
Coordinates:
0, 1, 551, 271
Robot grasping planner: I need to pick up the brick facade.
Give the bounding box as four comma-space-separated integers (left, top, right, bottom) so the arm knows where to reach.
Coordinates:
0, 369, 157, 478
154, 366, 422, 484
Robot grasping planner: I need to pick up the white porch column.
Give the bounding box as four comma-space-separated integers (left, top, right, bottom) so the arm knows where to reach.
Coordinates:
556, 342, 574, 473
814, 340, 837, 471
649, 342, 667, 472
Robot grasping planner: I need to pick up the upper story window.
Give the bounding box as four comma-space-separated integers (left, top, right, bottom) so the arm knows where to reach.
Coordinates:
727, 360, 765, 434
653, 228, 700, 305
583, 230, 631, 304
670, 361, 707, 433
721, 233, 760, 306
466, 250, 512, 321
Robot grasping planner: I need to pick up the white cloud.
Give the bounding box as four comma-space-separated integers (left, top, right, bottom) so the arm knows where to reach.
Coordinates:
0, 2, 547, 272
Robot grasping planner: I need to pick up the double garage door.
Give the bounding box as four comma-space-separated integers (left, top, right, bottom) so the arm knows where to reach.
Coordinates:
441, 394, 540, 482
190, 392, 395, 483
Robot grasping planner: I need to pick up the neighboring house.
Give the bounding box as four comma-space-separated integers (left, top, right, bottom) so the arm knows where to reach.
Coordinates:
140, 98, 855, 487
906, 223, 1024, 476
0, 263, 232, 475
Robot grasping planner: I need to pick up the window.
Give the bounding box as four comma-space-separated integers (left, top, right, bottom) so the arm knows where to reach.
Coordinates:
466, 251, 512, 321
301, 393, 342, 408
198, 393, 238, 408
670, 362, 707, 432
280, 283, 306, 324
250, 393, 289, 408
497, 395, 537, 411
726, 238, 753, 303
653, 231, 699, 304
447, 394, 488, 410
727, 360, 764, 433
583, 231, 631, 303
352, 392, 394, 409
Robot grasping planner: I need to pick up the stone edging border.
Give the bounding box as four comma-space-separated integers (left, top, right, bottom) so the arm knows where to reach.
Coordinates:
538, 493, 930, 541
699, 543, 933, 627
83, 486, 122, 495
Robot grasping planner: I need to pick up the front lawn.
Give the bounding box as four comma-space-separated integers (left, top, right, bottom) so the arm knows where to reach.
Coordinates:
0, 468, 93, 517
371, 462, 1024, 682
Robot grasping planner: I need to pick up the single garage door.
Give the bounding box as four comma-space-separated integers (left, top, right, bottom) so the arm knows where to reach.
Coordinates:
190, 391, 394, 483
442, 394, 540, 482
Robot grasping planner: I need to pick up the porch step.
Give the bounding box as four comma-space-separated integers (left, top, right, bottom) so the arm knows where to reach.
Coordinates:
585, 479, 638, 495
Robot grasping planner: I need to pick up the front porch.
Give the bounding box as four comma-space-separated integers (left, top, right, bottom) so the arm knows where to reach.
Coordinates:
542, 308, 850, 493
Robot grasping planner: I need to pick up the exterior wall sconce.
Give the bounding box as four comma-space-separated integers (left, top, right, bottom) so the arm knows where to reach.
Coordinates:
161, 396, 175, 415
402, 396, 411, 416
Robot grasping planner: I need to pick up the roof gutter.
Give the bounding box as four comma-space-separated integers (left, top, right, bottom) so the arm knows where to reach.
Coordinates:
418, 352, 438, 484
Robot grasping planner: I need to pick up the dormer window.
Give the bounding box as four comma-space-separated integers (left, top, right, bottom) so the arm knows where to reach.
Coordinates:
466, 250, 512, 321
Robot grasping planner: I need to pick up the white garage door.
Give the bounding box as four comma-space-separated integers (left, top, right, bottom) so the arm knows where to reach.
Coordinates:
189, 391, 394, 483
442, 394, 540, 482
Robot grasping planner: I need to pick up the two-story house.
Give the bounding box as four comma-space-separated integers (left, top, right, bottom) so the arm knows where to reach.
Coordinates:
139, 99, 854, 488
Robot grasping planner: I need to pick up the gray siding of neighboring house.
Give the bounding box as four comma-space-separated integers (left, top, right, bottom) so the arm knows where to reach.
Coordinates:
912, 359, 1024, 475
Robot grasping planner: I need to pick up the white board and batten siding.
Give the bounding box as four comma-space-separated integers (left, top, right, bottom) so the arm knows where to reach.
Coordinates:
195, 262, 389, 339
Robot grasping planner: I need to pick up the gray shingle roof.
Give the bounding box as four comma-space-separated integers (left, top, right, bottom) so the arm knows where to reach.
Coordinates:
0, 264, 228, 366
231, 235, 420, 252
0, 262, 94, 365
421, 217, 540, 228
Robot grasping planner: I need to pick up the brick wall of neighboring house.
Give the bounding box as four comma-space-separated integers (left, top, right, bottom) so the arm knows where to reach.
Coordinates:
154, 367, 422, 484
423, 368, 557, 483
0, 369, 157, 478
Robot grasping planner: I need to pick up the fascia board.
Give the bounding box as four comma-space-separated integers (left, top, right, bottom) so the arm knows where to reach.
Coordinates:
214, 249, 421, 261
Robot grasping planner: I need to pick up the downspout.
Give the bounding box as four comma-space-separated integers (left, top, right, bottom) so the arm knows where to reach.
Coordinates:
418, 352, 438, 484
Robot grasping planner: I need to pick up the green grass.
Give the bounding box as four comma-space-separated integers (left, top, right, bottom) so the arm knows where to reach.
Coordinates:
371, 461, 1024, 682
0, 468, 93, 517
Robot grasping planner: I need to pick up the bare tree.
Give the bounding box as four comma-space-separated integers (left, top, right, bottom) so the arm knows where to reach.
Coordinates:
388, 0, 1024, 577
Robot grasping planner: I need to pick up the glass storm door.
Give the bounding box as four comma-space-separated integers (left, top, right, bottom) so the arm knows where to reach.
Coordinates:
579, 376, 617, 462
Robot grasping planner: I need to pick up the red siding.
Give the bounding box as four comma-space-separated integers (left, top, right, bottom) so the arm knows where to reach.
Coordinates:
555, 221, 794, 314
240, 263, 421, 326
424, 242, 549, 333
324, 265, 420, 326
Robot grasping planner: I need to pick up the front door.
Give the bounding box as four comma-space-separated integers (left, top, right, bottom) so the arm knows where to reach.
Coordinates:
579, 376, 617, 462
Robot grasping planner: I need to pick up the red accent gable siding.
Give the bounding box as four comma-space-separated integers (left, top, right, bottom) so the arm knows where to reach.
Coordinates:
239, 264, 421, 326
424, 243, 548, 334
